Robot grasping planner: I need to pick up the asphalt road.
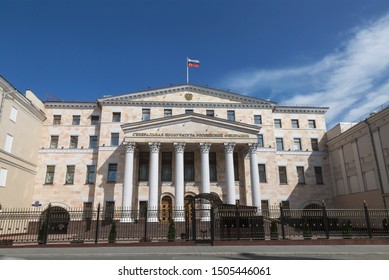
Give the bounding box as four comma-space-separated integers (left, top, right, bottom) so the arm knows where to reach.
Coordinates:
1, 245, 389, 260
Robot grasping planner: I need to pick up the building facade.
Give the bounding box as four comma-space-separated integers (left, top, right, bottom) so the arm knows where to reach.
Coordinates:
31, 84, 334, 214
0, 76, 46, 208
327, 105, 389, 208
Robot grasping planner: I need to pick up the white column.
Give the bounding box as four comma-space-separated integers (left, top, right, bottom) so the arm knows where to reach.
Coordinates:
148, 142, 160, 222
248, 143, 261, 211
200, 143, 212, 221
224, 142, 236, 204
174, 142, 185, 221
121, 142, 136, 222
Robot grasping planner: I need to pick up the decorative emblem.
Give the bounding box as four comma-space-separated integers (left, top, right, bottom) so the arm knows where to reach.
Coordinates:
184, 93, 193, 101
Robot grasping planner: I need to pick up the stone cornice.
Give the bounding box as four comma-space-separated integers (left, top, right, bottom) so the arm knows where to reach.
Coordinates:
45, 102, 98, 109
274, 106, 328, 114
39, 148, 98, 153
276, 150, 329, 156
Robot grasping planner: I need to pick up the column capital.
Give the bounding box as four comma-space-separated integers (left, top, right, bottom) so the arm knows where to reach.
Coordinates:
174, 142, 186, 153
248, 143, 259, 154
148, 142, 161, 153
124, 142, 136, 153
200, 143, 211, 153
224, 142, 236, 154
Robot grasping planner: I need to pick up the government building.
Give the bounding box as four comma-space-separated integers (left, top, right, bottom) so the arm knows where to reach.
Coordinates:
1, 76, 340, 214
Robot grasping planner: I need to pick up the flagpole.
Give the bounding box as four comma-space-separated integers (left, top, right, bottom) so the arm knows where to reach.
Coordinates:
186, 57, 189, 84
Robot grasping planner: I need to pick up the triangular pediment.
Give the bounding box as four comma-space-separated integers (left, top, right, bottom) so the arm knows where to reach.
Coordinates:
122, 113, 261, 143
98, 84, 276, 109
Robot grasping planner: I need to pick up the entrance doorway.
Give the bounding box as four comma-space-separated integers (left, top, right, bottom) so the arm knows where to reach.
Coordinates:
161, 196, 172, 223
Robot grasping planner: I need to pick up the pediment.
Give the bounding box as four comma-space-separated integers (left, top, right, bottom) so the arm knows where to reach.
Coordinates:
122, 113, 261, 143
98, 84, 276, 109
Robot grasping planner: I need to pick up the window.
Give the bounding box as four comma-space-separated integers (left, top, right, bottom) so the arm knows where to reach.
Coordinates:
254, 115, 262, 125
72, 115, 81, 125
142, 109, 150, 121
91, 115, 100, 125
164, 109, 172, 117
279, 166, 288, 184
184, 152, 195, 182
258, 164, 267, 183
274, 119, 282, 128
276, 138, 284, 151
4, 134, 13, 153
138, 152, 149, 181
227, 110, 235, 121
112, 112, 121, 122
69, 136, 78, 148
206, 110, 214, 117
281, 200, 290, 209
0, 168, 7, 187
185, 109, 194, 114
10, 107, 18, 122
111, 133, 119, 146
311, 138, 319, 151
65, 165, 75, 184
261, 200, 269, 211
209, 152, 217, 182
293, 138, 302, 151
89, 136, 98, 148
53, 115, 61, 125
104, 201, 115, 221
50, 136, 59, 148
233, 152, 239, 181
296, 166, 305, 184
161, 152, 172, 181
86, 165, 95, 184
291, 119, 299, 128
82, 202, 93, 220
107, 163, 117, 183
308, 120, 316, 128
315, 166, 324, 184
45, 165, 55, 184
258, 134, 264, 147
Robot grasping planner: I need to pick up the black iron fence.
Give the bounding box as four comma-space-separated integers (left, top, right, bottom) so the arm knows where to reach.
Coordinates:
0, 203, 388, 245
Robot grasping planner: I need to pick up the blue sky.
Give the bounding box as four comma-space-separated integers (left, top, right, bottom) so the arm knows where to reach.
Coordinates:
2, 0, 389, 128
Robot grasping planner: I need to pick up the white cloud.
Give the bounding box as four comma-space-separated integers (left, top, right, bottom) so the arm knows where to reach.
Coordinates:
223, 13, 389, 127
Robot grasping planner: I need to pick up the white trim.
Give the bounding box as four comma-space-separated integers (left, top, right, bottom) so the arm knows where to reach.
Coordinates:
4, 134, 13, 153
0, 168, 7, 187
10, 106, 18, 122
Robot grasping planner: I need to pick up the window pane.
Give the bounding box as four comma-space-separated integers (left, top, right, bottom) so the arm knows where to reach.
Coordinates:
161, 152, 172, 181
91, 115, 99, 125
53, 115, 61, 125
138, 152, 149, 181
315, 166, 324, 184
185, 109, 194, 114
291, 119, 299, 128
209, 152, 217, 182
274, 119, 282, 128
164, 109, 172, 117
233, 152, 239, 181
227, 110, 235, 121
279, 166, 287, 184
111, 133, 119, 146
50, 136, 59, 148
89, 136, 98, 148
65, 165, 75, 184
10, 107, 18, 122
206, 110, 214, 117
72, 115, 80, 125
254, 115, 262, 124
311, 138, 319, 151
0, 168, 8, 187
108, 164, 117, 182
86, 165, 95, 184
258, 135, 264, 147
45, 166, 55, 184
70, 136, 78, 148
112, 112, 121, 122
142, 109, 150, 121
276, 138, 284, 151
296, 166, 305, 184
293, 138, 302, 151
184, 152, 194, 182
258, 164, 267, 183
309, 120, 316, 128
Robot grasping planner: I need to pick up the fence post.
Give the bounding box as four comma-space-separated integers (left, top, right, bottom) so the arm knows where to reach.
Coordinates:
210, 207, 215, 242
192, 202, 196, 242
322, 201, 330, 239
236, 204, 240, 240
95, 203, 100, 244
143, 206, 148, 242
39, 203, 51, 244
364, 201, 372, 239
279, 202, 286, 240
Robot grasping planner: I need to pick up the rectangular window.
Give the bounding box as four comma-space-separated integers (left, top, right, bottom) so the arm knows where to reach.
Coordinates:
164, 109, 172, 117
70, 136, 78, 149
161, 152, 172, 181
45, 165, 55, 184
104, 201, 115, 221
142, 109, 150, 121
53, 115, 61, 125
89, 136, 98, 148
279, 166, 288, 184
50, 136, 59, 148
111, 133, 119, 146
209, 152, 217, 182
4, 134, 13, 153
315, 166, 324, 184
281, 200, 290, 209
0, 168, 7, 187
86, 165, 95, 184
138, 152, 149, 181
206, 110, 215, 117
107, 163, 117, 183
65, 165, 75, 184
258, 164, 267, 183
291, 119, 299, 128
258, 134, 264, 147
311, 138, 319, 151
112, 112, 121, 122
254, 115, 262, 125
184, 152, 195, 182
91, 115, 100, 125
82, 202, 93, 220
10, 107, 18, 122
233, 152, 239, 181
72, 115, 81, 125
185, 109, 194, 114
296, 166, 305, 184
308, 120, 316, 128
261, 200, 269, 211
227, 110, 235, 121
293, 138, 302, 151
274, 119, 282, 128
276, 138, 284, 151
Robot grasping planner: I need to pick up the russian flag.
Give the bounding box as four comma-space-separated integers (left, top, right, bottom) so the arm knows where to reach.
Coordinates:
187, 58, 200, 68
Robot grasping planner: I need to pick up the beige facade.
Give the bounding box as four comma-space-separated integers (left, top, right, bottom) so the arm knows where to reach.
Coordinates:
327, 106, 389, 208
31, 84, 334, 211
0, 76, 46, 208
